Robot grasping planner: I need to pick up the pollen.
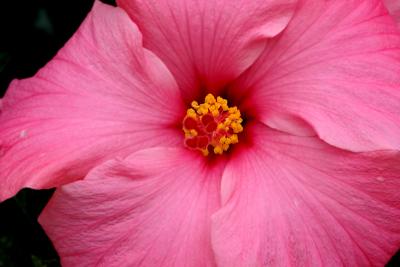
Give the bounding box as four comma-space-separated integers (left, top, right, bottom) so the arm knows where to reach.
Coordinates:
182, 93, 244, 156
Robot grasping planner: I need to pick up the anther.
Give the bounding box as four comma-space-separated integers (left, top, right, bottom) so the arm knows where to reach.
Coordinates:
182, 93, 244, 156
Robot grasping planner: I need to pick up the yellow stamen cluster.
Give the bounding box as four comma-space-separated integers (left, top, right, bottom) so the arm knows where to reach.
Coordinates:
183, 94, 244, 156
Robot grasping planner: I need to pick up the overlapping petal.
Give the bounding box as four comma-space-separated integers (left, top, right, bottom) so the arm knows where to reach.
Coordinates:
117, 0, 298, 102
0, 1, 184, 201
385, 0, 400, 25
212, 123, 400, 266
232, 0, 400, 152
39, 148, 223, 267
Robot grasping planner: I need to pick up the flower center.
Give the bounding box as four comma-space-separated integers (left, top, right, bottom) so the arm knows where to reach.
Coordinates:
182, 94, 243, 156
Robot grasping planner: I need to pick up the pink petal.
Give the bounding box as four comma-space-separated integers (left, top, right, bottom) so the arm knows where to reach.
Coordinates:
117, 0, 298, 102
385, 0, 400, 25
39, 147, 223, 267
0, 1, 184, 201
212, 123, 400, 266
232, 0, 400, 152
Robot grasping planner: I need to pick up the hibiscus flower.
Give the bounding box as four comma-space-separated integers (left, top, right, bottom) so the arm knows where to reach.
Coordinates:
1, 0, 400, 266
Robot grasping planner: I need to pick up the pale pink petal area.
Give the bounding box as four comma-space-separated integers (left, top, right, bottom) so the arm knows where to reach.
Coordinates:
385, 0, 400, 25
117, 0, 298, 102
0, 1, 184, 201
39, 148, 223, 267
232, 0, 400, 152
212, 123, 400, 267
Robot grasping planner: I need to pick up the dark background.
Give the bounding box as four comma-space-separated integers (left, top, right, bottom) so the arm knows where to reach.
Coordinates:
0, 0, 399, 266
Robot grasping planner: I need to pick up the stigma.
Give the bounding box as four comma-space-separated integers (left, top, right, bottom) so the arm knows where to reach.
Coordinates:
183, 93, 243, 156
